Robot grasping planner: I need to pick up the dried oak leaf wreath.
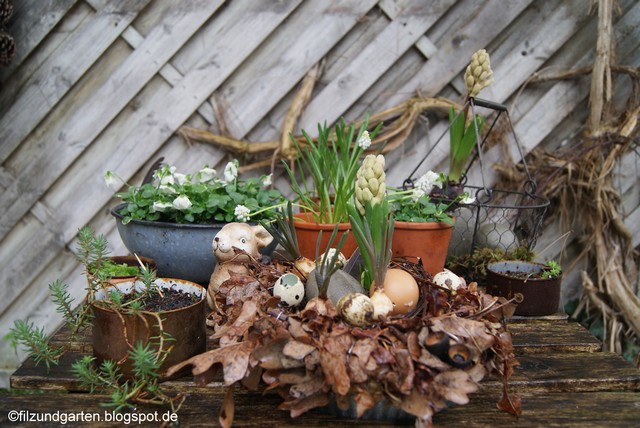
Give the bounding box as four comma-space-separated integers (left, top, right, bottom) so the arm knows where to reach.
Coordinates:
168, 256, 521, 428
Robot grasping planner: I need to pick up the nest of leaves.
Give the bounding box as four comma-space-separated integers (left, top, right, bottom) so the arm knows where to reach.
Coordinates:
168, 256, 521, 428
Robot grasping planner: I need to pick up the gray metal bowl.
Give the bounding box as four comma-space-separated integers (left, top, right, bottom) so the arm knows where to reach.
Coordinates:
111, 204, 225, 284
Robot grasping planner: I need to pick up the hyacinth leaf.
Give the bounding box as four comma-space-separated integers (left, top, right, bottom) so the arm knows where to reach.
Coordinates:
449, 106, 485, 182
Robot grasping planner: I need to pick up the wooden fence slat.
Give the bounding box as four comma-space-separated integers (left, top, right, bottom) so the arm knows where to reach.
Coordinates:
382, 0, 614, 187
0, 0, 77, 83
0, 0, 150, 164
298, 0, 455, 131
380, 0, 534, 110
0, 0, 224, 243
0, 0, 301, 318
222, 0, 378, 138
468, 0, 640, 189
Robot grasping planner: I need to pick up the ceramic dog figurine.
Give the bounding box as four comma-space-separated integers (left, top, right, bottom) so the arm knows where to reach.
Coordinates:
207, 222, 273, 308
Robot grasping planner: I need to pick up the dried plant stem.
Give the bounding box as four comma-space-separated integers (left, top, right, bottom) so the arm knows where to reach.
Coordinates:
178, 96, 458, 173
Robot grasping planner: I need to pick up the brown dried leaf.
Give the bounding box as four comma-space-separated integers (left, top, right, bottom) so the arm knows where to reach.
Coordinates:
218, 300, 258, 346
353, 389, 377, 417
431, 315, 496, 352
395, 348, 415, 394
167, 341, 254, 386
283, 340, 316, 360
219, 384, 235, 428
278, 391, 332, 418
497, 390, 522, 416
252, 338, 306, 370
287, 317, 311, 342
400, 388, 434, 422
432, 370, 479, 405
319, 334, 352, 396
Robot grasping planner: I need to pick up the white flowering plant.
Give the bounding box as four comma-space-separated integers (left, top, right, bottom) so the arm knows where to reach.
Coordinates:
284, 114, 382, 224
389, 170, 474, 224
107, 160, 285, 225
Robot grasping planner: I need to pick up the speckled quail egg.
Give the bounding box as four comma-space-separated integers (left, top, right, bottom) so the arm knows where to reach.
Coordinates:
316, 248, 347, 267
433, 269, 466, 291
273, 273, 305, 307
337, 293, 374, 327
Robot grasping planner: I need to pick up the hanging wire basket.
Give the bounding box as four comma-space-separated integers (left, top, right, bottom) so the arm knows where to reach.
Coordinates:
401, 98, 550, 280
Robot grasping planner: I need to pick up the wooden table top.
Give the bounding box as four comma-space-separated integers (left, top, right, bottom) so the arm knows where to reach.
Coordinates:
3, 316, 640, 427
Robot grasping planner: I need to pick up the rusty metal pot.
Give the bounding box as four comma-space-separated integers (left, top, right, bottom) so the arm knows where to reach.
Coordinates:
486, 261, 561, 316
91, 278, 206, 379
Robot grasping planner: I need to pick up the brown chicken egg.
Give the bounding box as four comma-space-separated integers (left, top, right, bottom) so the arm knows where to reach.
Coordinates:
372, 268, 419, 315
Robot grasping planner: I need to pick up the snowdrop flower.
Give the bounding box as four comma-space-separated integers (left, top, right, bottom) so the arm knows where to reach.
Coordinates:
234, 204, 251, 222
415, 170, 440, 195
173, 172, 189, 185
224, 160, 238, 182
358, 130, 372, 149
262, 173, 273, 187
103, 171, 123, 190
196, 167, 216, 183
172, 195, 192, 210
153, 201, 172, 212
460, 193, 476, 205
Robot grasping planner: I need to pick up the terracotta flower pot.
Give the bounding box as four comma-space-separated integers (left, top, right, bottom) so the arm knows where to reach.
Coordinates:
391, 221, 454, 276
486, 261, 562, 316
293, 212, 358, 260
91, 278, 207, 379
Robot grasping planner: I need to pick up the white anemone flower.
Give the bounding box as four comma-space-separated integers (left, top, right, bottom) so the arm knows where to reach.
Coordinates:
152, 201, 172, 212
172, 195, 192, 210
358, 130, 372, 149
234, 204, 251, 222
262, 173, 273, 187
224, 160, 238, 182
196, 167, 216, 183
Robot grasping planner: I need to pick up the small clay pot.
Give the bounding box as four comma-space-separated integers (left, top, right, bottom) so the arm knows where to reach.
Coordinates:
486, 261, 561, 316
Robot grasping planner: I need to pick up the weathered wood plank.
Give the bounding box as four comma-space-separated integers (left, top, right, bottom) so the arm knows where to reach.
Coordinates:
298, 0, 455, 131
0, 0, 77, 83
0, 3, 226, 316
509, 320, 602, 354
220, 0, 378, 138
2, 389, 639, 427
41, 0, 302, 238
12, 346, 639, 393
0, 0, 223, 243
0, 0, 150, 163
380, 0, 533, 109
466, 0, 640, 190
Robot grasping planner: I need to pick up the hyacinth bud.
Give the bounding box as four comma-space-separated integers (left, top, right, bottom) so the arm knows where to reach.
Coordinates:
355, 154, 386, 215
464, 49, 494, 98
